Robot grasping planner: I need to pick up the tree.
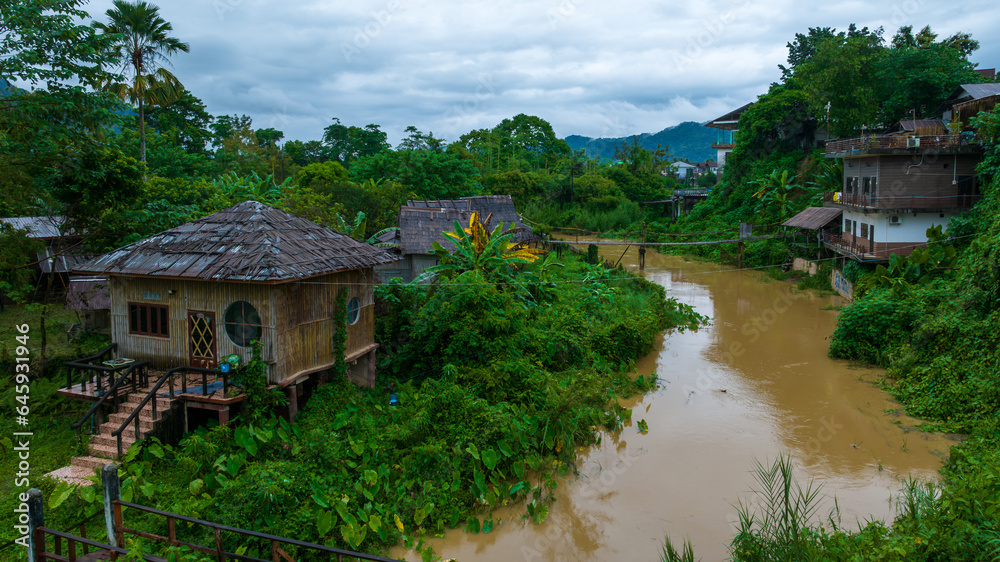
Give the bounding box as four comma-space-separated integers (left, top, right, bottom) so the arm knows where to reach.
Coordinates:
322, 119, 390, 166
878, 27, 980, 124
792, 26, 885, 136
145, 88, 212, 154
284, 139, 330, 166
779, 26, 837, 79
397, 126, 444, 152
349, 149, 481, 200
93, 0, 190, 162
255, 127, 284, 149
0, 0, 123, 211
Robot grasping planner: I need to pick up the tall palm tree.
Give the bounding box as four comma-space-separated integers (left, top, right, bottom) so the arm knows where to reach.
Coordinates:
93, 1, 189, 162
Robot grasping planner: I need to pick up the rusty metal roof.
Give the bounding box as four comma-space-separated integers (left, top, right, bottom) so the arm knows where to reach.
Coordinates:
73, 201, 400, 282
783, 207, 843, 230
397, 196, 532, 256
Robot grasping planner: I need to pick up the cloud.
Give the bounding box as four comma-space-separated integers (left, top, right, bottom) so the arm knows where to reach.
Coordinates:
82, 0, 1000, 145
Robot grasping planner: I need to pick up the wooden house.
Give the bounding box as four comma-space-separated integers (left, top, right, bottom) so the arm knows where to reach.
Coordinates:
821, 120, 983, 261
376, 195, 533, 282
73, 201, 399, 397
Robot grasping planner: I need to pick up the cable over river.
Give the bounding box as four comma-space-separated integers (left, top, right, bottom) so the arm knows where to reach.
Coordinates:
394, 245, 956, 561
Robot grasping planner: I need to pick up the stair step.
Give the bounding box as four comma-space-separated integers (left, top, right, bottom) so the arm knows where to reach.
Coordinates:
124, 392, 172, 405
89, 442, 130, 459
71, 455, 116, 471
103, 417, 156, 433
90, 434, 142, 449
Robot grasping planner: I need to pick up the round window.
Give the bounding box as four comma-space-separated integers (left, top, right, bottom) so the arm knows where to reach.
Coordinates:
346, 297, 360, 325
224, 301, 262, 347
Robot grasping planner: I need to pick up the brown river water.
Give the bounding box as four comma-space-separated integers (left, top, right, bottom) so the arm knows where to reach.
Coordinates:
393, 245, 956, 561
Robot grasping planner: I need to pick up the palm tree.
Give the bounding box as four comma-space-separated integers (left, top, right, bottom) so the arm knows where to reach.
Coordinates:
93, 1, 189, 162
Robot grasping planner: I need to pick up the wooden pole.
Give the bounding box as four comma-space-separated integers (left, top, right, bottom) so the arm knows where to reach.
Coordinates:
103, 463, 121, 548
27, 488, 44, 562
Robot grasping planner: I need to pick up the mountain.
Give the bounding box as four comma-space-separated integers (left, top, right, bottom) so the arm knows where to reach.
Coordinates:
564, 121, 718, 163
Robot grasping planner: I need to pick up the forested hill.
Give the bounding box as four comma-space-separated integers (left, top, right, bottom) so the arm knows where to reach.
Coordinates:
564, 120, 717, 162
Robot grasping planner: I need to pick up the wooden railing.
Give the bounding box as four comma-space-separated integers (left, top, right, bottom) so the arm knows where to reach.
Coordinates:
111, 365, 228, 458
825, 133, 978, 155
34, 527, 139, 561
64, 343, 119, 393
824, 191, 981, 210
70, 361, 150, 442
113, 500, 402, 562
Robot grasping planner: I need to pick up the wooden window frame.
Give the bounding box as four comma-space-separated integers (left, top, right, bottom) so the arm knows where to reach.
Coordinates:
128, 302, 170, 338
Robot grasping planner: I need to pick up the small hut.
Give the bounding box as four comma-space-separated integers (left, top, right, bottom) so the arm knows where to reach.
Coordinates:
73, 201, 399, 398
378, 195, 533, 282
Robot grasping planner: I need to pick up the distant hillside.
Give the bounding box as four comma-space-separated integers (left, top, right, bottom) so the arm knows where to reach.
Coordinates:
565, 121, 717, 163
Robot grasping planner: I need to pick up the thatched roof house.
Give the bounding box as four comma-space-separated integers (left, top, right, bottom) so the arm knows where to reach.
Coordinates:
74, 201, 398, 390
377, 195, 533, 282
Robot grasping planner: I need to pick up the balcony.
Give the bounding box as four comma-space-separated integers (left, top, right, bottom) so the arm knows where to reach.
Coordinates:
823, 191, 981, 211
825, 133, 980, 158
823, 233, 918, 261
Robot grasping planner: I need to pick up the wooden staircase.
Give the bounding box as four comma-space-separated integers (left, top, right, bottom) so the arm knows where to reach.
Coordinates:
78, 387, 174, 467
49, 382, 175, 483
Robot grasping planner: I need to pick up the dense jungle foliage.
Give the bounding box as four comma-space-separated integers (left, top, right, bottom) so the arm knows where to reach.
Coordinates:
1, 250, 705, 559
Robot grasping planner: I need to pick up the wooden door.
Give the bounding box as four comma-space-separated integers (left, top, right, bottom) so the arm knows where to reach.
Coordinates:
187, 310, 217, 369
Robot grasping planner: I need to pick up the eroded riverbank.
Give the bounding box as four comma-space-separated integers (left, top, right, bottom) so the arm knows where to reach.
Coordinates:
395, 246, 955, 561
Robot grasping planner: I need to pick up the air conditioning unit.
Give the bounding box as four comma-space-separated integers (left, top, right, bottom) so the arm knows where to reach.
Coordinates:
906, 137, 920, 149
889, 215, 902, 226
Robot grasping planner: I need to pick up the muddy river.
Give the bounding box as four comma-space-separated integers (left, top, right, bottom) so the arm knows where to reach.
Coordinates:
395, 245, 954, 561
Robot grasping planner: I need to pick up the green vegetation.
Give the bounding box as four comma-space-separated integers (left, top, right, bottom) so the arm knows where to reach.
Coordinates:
1, 251, 705, 559
2, 3, 998, 559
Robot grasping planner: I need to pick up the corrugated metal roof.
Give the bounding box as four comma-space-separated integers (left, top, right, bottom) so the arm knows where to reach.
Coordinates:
73, 201, 400, 282
38, 248, 89, 274
896, 119, 946, 133
960, 83, 1000, 100
0, 216, 66, 239
705, 102, 753, 130
782, 207, 843, 230
397, 196, 533, 256
406, 199, 471, 210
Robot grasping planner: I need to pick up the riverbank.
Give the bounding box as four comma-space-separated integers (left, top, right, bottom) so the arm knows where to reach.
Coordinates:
392, 243, 955, 561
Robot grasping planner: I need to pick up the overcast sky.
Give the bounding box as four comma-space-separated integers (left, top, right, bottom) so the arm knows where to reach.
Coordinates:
80, 0, 1000, 146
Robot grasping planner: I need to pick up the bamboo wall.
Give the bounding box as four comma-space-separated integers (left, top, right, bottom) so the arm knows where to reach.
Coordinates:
274, 268, 376, 384
110, 277, 276, 375
110, 268, 378, 384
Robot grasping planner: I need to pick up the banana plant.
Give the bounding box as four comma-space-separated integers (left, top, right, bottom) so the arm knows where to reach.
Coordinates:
333, 210, 399, 248
416, 212, 543, 283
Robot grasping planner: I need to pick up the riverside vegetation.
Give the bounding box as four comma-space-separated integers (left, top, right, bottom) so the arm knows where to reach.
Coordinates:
1, 245, 706, 559
658, 25, 1000, 562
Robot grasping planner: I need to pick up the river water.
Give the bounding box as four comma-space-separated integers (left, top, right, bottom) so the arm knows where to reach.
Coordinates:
394, 246, 955, 561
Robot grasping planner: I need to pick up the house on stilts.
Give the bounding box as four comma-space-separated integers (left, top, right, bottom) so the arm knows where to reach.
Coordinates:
53, 201, 398, 475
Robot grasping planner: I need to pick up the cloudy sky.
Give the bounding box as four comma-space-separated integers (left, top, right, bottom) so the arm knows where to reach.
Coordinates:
81, 0, 1000, 145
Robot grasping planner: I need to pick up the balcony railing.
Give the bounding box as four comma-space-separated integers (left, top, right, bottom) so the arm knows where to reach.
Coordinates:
823, 191, 981, 210
825, 133, 979, 155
